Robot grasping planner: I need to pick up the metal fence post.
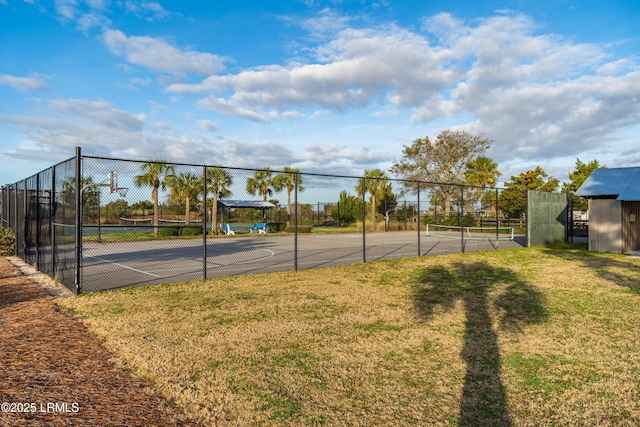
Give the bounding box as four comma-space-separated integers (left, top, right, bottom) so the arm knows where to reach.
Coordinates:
36, 173, 41, 270
13, 182, 18, 254
362, 179, 366, 263
51, 167, 56, 278
74, 147, 82, 295
417, 183, 421, 256
294, 173, 298, 271
203, 166, 207, 281
22, 179, 27, 259
495, 188, 499, 245
461, 185, 465, 253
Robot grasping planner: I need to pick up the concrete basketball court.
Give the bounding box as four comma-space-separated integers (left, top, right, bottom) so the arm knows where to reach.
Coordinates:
80, 230, 526, 292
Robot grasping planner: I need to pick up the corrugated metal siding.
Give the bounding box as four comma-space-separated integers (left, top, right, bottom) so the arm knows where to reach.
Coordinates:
589, 199, 622, 253
622, 201, 640, 252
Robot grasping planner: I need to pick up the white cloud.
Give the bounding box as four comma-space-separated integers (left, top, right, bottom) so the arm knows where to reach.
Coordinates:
76, 11, 111, 31
198, 96, 278, 122
169, 25, 457, 120
0, 74, 48, 91
117, 0, 174, 22
54, 0, 79, 21
102, 29, 226, 77
165, 10, 639, 170
1, 98, 147, 159
3, 8, 639, 182
197, 119, 218, 132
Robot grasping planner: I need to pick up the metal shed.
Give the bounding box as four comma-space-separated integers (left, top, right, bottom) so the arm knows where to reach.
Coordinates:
576, 167, 640, 253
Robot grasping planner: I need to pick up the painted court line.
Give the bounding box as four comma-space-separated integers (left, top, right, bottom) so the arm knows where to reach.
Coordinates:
86, 255, 161, 278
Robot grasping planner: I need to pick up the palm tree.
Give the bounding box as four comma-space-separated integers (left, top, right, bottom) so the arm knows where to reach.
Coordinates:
134, 161, 175, 237
465, 156, 501, 213
465, 156, 501, 188
166, 172, 202, 225
273, 167, 304, 226
206, 167, 233, 233
357, 169, 390, 231
246, 167, 274, 201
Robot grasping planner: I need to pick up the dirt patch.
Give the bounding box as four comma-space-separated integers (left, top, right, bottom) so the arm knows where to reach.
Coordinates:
0, 257, 198, 427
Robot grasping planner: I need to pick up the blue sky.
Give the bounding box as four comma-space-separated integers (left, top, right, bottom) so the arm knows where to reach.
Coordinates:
1, 0, 639, 190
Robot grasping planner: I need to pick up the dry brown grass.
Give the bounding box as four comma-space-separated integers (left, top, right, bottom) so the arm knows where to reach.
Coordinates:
60, 244, 640, 426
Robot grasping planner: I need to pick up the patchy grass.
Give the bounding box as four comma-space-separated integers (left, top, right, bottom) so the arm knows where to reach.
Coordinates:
60, 244, 640, 426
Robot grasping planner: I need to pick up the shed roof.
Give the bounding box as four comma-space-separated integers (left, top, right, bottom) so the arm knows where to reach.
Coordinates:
576, 167, 640, 201
218, 199, 276, 209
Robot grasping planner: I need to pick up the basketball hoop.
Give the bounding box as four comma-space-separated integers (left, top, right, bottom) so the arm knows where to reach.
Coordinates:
115, 187, 128, 198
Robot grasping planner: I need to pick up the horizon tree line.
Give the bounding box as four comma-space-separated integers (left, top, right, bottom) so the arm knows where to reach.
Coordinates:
69, 130, 603, 234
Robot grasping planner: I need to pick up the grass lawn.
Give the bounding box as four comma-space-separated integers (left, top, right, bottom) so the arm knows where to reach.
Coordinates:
60, 243, 640, 426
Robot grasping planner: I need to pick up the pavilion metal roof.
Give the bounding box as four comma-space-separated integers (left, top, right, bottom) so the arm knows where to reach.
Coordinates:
217, 200, 276, 209
576, 167, 640, 201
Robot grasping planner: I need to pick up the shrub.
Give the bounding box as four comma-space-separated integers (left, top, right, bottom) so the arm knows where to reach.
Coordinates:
159, 227, 180, 237
267, 222, 285, 232
181, 226, 202, 236
0, 227, 15, 256
445, 214, 477, 227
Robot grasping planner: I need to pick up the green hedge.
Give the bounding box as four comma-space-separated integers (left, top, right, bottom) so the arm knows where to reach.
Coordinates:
159, 227, 180, 237
181, 226, 203, 236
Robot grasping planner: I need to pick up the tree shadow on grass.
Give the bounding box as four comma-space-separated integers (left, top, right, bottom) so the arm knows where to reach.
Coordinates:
541, 244, 640, 293
413, 261, 547, 426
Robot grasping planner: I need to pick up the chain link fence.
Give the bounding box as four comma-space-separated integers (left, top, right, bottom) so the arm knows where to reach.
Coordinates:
2, 148, 563, 294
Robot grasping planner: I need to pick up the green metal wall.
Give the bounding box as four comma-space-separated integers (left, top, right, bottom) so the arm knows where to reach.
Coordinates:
527, 191, 567, 247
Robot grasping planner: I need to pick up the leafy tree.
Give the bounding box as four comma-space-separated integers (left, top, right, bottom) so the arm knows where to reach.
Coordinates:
134, 161, 175, 237
60, 176, 99, 221
130, 200, 153, 215
562, 159, 605, 212
390, 130, 493, 215
499, 166, 559, 218
332, 190, 363, 224
166, 172, 202, 224
357, 169, 390, 231
273, 167, 304, 225
246, 167, 274, 201
206, 167, 233, 232
377, 181, 398, 217
101, 199, 129, 223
